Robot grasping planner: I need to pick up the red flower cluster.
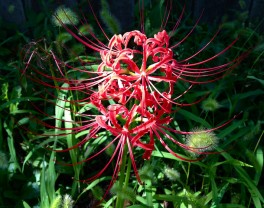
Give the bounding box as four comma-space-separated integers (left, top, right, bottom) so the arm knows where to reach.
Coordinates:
21, 4, 242, 188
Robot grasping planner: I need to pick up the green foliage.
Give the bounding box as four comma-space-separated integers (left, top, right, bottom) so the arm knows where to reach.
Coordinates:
0, 0, 263, 207
111, 183, 136, 203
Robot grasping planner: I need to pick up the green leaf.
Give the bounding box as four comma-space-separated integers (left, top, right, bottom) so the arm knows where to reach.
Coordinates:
127, 205, 150, 208
55, 83, 69, 129
22, 201, 31, 208
210, 171, 218, 207
247, 76, 264, 86
217, 120, 244, 139
254, 148, 263, 185
213, 159, 253, 168
0, 47, 11, 56
0, 97, 42, 111
64, 96, 81, 196
4, 120, 21, 172
218, 204, 246, 208
216, 183, 229, 205
219, 150, 264, 207
56, 32, 72, 43
178, 109, 211, 128
152, 150, 188, 161
9, 86, 22, 112
0, 82, 8, 101
22, 150, 33, 172
40, 159, 50, 208
235, 89, 264, 100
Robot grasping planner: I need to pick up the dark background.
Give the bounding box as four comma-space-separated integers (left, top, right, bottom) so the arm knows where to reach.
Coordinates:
0, 0, 263, 33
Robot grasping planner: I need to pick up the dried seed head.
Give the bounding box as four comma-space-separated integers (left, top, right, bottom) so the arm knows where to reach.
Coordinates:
52, 6, 79, 27
139, 163, 154, 181
50, 195, 62, 208
62, 194, 74, 208
186, 128, 219, 152
202, 98, 220, 112
100, 0, 121, 34
164, 167, 180, 181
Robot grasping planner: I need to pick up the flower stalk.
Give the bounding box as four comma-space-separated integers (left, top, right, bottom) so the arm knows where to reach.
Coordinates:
115, 144, 133, 207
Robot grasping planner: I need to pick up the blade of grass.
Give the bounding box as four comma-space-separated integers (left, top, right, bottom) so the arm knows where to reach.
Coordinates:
40, 158, 49, 208
45, 152, 57, 205
4, 120, 21, 172
219, 149, 264, 207
151, 150, 207, 168
22, 201, 31, 208
75, 176, 111, 203
0, 97, 42, 111
64, 96, 81, 196
209, 167, 218, 208
178, 109, 211, 128
254, 148, 263, 186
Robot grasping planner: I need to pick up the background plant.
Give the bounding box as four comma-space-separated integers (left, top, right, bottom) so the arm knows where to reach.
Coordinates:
0, 0, 263, 207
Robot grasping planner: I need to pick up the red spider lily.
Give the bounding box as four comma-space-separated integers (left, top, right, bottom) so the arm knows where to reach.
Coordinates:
21, 0, 244, 191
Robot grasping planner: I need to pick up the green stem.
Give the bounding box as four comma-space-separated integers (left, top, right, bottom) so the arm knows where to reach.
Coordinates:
253, 130, 263, 153
116, 144, 130, 208
145, 179, 153, 207
144, 161, 153, 207
124, 155, 132, 187
186, 162, 190, 186
119, 145, 128, 187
